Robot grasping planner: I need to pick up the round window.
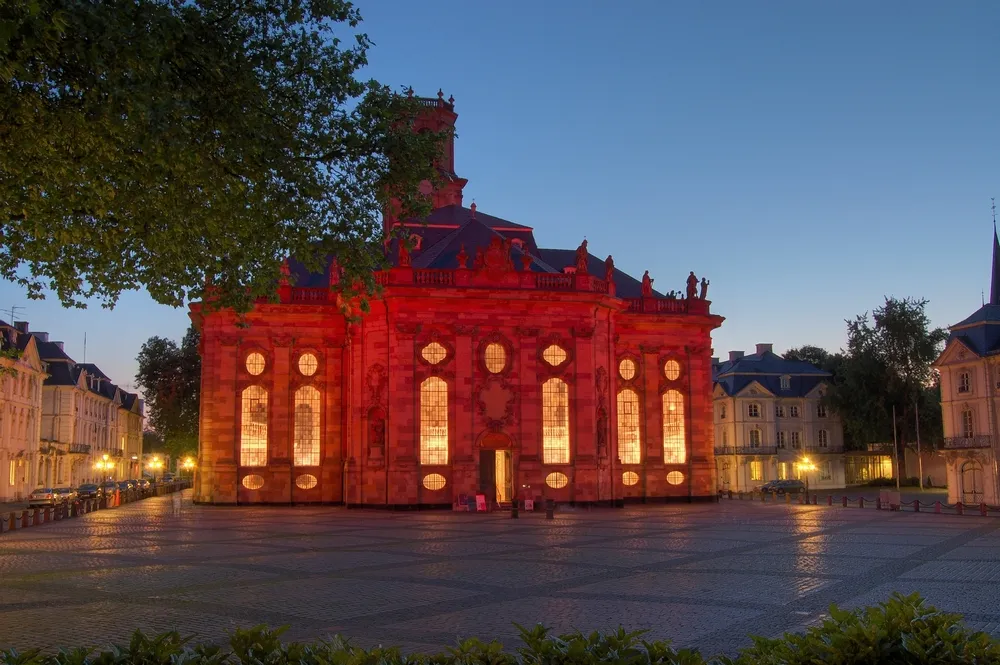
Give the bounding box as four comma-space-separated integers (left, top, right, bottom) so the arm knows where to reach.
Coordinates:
619, 358, 636, 380
298, 353, 318, 376
484, 343, 506, 373
543, 345, 567, 367
664, 360, 681, 381
666, 471, 685, 485
545, 472, 569, 489
622, 471, 639, 486
422, 473, 447, 491
245, 352, 265, 376
241, 474, 264, 490
295, 474, 318, 490
421, 342, 447, 365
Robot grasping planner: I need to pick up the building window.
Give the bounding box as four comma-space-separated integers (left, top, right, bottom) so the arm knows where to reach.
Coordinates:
778, 462, 789, 480
721, 428, 729, 446
293, 386, 321, 466
542, 378, 570, 463
616, 389, 641, 464
664, 360, 681, 381
817, 403, 828, 418
720, 404, 727, 419
791, 431, 801, 449
748, 403, 760, 418
777, 431, 786, 448
776, 405, 785, 418
962, 409, 974, 438
749, 460, 763, 482
245, 352, 265, 376
240, 386, 268, 467
297, 353, 318, 377
749, 429, 762, 447
619, 358, 636, 381
484, 343, 506, 373
8, 460, 14, 487
818, 429, 829, 447
543, 344, 567, 367
820, 461, 832, 481
789, 405, 800, 418
662, 389, 686, 464
958, 372, 971, 393
420, 377, 449, 465
780, 375, 790, 390
421, 342, 447, 365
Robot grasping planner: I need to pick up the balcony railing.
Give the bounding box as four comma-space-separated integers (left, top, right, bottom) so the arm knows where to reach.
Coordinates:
715, 446, 778, 455
942, 435, 993, 449
69, 443, 91, 455
110, 447, 125, 458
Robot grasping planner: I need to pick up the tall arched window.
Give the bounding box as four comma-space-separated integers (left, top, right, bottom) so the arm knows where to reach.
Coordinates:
420, 377, 448, 465
542, 378, 570, 463
293, 385, 321, 466
662, 389, 686, 464
617, 389, 641, 464
240, 386, 268, 467
961, 409, 975, 438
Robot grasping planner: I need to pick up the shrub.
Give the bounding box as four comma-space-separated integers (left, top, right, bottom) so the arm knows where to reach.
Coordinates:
1, 594, 996, 665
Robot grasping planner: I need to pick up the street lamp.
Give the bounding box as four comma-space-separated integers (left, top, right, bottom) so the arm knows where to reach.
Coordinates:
93, 453, 114, 482
799, 456, 817, 499
181, 457, 196, 477
148, 456, 164, 482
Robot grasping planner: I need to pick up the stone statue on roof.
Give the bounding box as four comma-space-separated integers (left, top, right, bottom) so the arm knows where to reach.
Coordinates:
641, 270, 654, 297
700, 277, 710, 300
604, 255, 614, 283
575, 239, 589, 274
686, 271, 698, 300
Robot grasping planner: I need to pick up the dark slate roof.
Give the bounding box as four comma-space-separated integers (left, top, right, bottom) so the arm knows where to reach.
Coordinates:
36, 341, 72, 362
418, 204, 533, 231
44, 362, 80, 387
714, 350, 830, 398
951, 304, 1000, 329
78, 363, 111, 381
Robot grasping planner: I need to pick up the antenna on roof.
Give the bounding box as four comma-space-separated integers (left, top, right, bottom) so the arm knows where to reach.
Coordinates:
83, 332, 87, 363
993, 197, 996, 229
1, 305, 24, 322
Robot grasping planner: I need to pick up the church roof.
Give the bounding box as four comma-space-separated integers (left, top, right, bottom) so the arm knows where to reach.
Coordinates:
713, 350, 829, 398
941, 224, 1000, 358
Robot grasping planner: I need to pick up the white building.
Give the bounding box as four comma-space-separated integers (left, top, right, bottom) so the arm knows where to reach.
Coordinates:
0, 322, 46, 502
932, 227, 1000, 505
713, 344, 847, 491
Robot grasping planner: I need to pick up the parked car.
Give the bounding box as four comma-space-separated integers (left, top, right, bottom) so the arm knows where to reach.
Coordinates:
134, 478, 151, 490
161, 473, 175, 483
117, 480, 134, 492
76, 483, 103, 499
101, 481, 118, 495
28, 488, 57, 506
53, 487, 78, 504
756, 479, 806, 494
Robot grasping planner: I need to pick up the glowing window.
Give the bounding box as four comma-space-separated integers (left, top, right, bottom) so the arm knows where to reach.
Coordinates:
749, 461, 763, 481
295, 474, 318, 490
616, 389, 641, 464
543, 344, 567, 367
241, 474, 264, 490
421, 342, 447, 365
423, 473, 447, 490
293, 385, 320, 466
666, 471, 685, 485
542, 378, 570, 463
622, 471, 639, 486
545, 472, 569, 489
420, 377, 448, 465
240, 386, 268, 467
664, 360, 680, 381
662, 389, 686, 464
298, 353, 318, 376
245, 352, 265, 376
484, 343, 506, 373
619, 358, 636, 380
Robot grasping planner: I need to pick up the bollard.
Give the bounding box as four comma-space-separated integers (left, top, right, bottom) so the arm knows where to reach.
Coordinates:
827, 495, 832, 506
913, 500, 919, 513
957, 502, 964, 516
761, 491, 766, 502
728, 490, 733, 499
981, 502, 988, 516
842, 496, 848, 508
785, 492, 791, 504
935, 501, 941, 514
876, 497, 882, 510
545, 499, 555, 520
511, 500, 519, 519
859, 497, 865, 509
811, 494, 817, 505
772, 491, 777, 501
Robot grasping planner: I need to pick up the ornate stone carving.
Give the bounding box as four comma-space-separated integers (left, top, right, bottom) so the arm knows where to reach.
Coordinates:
604, 255, 614, 283
456, 244, 468, 269
641, 270, 654, 297
475, 236, 515, 274
219, 336, 240, 347
686, 272, 698, 300
571, 324, 596, 339
515, 326, 541, 338
700, 277, 710, 299
596, 406, 609, 459
477, 378, 515, 429
273, 336, 293, 347
395, 323, 422, 335
575, 239, 589, 274
367, 406, 386, 465
366, 364, 387, 406
398, 239, 411, 267
453, 324, 479, 336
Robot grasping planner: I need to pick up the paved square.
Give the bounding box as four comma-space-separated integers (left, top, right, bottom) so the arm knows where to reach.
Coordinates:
3, 492, 1000, 656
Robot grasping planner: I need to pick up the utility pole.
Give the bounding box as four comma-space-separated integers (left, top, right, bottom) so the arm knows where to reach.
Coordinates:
892, 404, 900, 490
915, 399, 923, 490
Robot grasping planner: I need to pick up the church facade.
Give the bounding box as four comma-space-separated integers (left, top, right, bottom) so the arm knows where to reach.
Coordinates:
191, 93, 724, 507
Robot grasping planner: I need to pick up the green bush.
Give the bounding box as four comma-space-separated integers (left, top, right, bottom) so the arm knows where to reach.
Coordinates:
1, 594, 996, 665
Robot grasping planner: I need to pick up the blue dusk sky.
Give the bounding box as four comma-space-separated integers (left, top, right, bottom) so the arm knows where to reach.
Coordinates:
1, 0, 998, 393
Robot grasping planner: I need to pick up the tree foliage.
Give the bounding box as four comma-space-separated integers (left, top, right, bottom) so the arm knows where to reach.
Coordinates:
0, 0, 447, 312
135, 325, 201, 459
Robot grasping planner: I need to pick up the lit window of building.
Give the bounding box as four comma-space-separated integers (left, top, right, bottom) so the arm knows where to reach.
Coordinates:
484, 343, 506, 373
240, 386, 268, 467
421, 342, 447, 365
619, 358, 636, 381
664, 360, 680, 381
749, 460, 763, 482
543, 345, 567, 367
420, 377, 448, 465
298, 353, 318, 376
542, 378, 570, 463
245, 352, 265, 376
616, 389, 641, 464
293, 385, 320, 466
662, 389, 685, 464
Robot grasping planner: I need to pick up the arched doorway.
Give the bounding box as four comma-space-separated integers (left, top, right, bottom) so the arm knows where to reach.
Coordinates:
478, 431, 513, 504
961, 460, 984, 504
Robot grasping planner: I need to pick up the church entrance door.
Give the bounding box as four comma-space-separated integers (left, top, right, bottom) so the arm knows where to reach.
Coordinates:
479, 449, 512, 505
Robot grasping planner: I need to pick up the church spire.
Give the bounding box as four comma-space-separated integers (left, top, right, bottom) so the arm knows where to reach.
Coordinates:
991, 198, 1000, 306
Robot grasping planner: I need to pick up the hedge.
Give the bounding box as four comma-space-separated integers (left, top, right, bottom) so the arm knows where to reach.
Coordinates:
2, 594, 997, 665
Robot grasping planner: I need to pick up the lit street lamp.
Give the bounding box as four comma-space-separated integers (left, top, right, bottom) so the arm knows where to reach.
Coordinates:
93, 453, 114, 482
799, 456, 817, 499
148, 456, 164, 482
181, 457, 196, 477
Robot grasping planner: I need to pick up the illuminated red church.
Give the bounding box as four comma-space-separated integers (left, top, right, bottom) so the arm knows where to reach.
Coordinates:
191, 92, 724, 506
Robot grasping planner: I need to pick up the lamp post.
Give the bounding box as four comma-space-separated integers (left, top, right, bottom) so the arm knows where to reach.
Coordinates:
148, 456, 164, 483
799, 456, 817, 500
93, 453, 113, 482
181, 457, 196, 479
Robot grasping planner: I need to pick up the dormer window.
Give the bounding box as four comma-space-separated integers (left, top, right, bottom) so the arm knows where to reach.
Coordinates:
780, 375, 790, 391
562, 266, 577, 275
958, 372, 971, 394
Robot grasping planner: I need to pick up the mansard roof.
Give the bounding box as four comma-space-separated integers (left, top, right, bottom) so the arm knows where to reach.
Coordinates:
714, 350, 829, 398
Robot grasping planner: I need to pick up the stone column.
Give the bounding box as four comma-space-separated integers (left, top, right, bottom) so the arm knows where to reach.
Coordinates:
270, 339, 292, 503
453, 326, 476, 500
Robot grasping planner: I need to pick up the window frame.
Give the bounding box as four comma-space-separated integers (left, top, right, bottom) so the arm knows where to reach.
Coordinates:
292, 385, 321, 467
239, 385, 269, 467
961, 409, 975, 438
958, 371, 971, 394
662, 389, 686, 464
748, 402, 761, 418
419, 376, 450, 466
542, 377, 571, 464
616, 388, 642, 464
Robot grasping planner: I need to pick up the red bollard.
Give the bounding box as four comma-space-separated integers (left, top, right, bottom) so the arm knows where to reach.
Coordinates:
981, 502, 988, 516
957, 502, 964, 515
913, 500, 919, 513
812, 494, 818, 505
935, 501, 942, 514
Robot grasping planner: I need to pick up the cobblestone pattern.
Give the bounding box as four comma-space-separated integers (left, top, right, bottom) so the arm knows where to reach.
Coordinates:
2, 492, 1000, 656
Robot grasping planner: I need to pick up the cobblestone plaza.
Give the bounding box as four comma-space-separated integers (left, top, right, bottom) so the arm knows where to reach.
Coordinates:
3, 493, 1000, 655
